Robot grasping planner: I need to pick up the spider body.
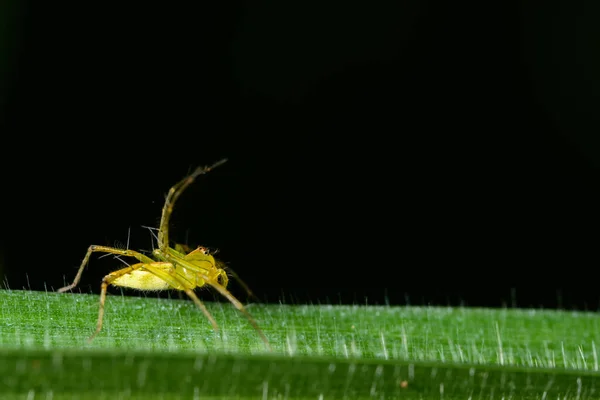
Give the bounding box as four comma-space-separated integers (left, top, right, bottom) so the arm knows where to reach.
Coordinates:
58, 159, 270, 349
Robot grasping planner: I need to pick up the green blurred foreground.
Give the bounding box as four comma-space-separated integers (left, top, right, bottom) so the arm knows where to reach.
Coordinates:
0, 289, 599, 399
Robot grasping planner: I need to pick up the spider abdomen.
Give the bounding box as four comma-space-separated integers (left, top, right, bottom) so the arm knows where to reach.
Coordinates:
111, 263, 174, 291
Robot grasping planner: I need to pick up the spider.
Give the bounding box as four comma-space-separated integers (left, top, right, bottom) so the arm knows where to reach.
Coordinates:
57, 159, 271, 349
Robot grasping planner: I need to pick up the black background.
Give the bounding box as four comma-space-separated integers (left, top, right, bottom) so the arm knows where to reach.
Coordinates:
1, 1, 599, 310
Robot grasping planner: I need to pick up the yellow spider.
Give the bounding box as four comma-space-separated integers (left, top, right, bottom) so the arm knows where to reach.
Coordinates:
58, 159, 270, 349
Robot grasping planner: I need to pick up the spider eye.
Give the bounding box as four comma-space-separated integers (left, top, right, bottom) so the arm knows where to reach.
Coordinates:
196, 246, 207, 254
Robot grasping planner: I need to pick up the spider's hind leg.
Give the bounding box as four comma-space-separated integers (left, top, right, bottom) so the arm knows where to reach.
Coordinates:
58, 245, 155, 293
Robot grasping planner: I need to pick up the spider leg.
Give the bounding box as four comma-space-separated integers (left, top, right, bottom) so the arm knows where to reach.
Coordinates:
140, 263, 220, 332
222, 265, 261, 303
161, 254, 269, 348
182, 247, 259, 302
89, 262, 145, 342
89, 262, 220, 342
157, 158, 227, 253
58, 246, 155, 293
197, 272, 271, 351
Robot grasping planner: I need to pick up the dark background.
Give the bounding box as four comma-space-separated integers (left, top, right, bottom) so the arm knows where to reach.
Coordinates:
1, 1, 599, 310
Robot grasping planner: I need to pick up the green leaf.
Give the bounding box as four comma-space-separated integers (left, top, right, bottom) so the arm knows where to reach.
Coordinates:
0, 289, 599, 399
